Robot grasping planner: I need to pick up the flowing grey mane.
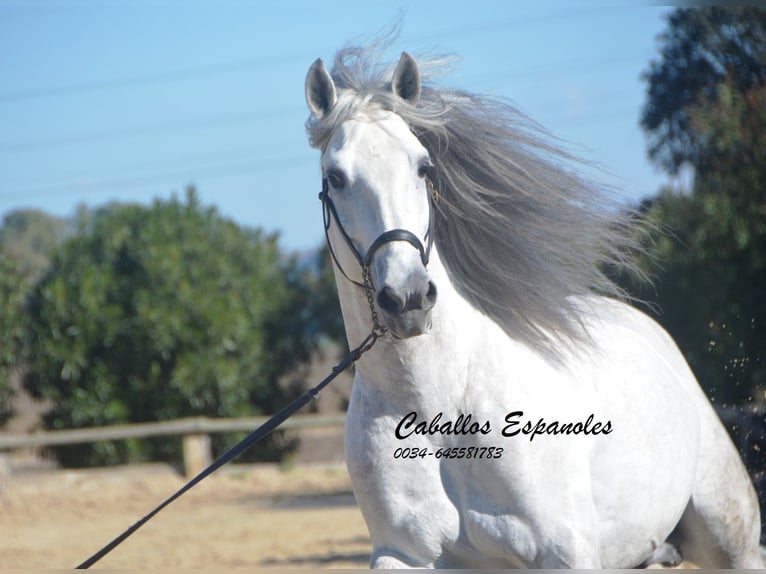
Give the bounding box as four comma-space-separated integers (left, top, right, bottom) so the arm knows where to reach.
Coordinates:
306, 41, 640, 355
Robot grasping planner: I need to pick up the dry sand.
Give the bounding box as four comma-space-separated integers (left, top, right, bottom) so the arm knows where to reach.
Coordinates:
0, 461, 369, 569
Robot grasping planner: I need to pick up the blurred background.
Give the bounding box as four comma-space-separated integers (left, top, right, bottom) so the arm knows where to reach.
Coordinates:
0, 0, 764, 548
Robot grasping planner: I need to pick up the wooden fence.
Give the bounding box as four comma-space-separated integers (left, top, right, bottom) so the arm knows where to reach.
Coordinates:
0, 413, 346, 477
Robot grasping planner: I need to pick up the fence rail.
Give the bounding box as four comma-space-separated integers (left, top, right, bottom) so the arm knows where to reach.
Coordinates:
0, 413, 346, 477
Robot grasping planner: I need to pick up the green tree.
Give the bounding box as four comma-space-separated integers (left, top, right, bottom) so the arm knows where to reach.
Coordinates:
635, 9, 766, 538
641, 7, 766, 175
0, 209, 71, 282
635, 8, 766, 407
633, 181, 766, 407
303, 245, 345, 346
0, 255, 27, 426
23, 189, 316, 467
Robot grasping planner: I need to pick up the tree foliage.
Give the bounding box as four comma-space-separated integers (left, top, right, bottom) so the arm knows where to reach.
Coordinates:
635, 10, 766, 533
635, 8, 766, 408
641, 7, 766, 175
0, 255, 27, 425
0, 209, 72, 430
23, 189, 318, 466
302, 245, 345, 347
632, 184, 765, 407
0, 209, 71, 282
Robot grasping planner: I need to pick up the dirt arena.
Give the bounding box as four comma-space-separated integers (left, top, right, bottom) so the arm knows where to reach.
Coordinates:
1, 458, 700, 570
0, 460, 370, 569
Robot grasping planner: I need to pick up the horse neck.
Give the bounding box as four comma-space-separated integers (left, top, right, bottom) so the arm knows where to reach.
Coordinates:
334, 246, 481, 401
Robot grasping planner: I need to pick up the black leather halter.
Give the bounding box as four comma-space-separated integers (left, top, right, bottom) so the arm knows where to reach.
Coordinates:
319, 176, 436, 289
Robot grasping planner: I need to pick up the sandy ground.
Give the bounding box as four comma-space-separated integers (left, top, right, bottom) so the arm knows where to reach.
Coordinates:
0, 458, 701, 570
0, 461, 370, 569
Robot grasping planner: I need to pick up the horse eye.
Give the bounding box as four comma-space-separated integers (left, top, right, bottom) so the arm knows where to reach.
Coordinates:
418, 161, 435, 179
326, 170, 346, 190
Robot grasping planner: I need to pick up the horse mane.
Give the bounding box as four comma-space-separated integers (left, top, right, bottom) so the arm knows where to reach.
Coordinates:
306, 38, 643, 356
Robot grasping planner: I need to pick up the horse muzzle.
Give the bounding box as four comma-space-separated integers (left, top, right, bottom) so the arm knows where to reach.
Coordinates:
375, 272, 437, 339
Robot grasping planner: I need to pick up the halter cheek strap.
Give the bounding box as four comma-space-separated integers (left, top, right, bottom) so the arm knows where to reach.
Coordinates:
319, 177, 436, 289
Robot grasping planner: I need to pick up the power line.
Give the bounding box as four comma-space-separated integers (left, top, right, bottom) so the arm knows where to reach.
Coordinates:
0, 154, 313, 201
0, 53, 307, 103
0, 146, 267, 187
415, 5, 645, 44
0, 5, 648, 104
0, 47, 647, 154
0, 101, 641, 198
0, 103, 643, 204
0, 107, 302, 153
0, 6, 656, 202
484, 51, 651, 93
553, 106, 641, 129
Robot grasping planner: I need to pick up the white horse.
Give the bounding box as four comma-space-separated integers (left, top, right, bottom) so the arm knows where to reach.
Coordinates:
304, 44, 763, 569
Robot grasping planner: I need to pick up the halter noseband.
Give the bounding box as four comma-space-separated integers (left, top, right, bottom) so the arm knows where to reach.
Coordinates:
319, 176, 436, 289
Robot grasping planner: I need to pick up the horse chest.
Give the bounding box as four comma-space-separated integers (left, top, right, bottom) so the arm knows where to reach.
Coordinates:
345, 381, 546, 567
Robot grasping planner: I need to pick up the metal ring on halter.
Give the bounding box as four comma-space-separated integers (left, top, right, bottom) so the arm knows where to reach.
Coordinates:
318, 176, 436, 290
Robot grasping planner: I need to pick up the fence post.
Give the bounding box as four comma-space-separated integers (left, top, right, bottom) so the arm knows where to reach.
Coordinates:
182, 433, 212, 478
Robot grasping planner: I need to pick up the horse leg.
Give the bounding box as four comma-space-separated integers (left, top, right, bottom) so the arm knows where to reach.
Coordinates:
370, 555, 414, 569
670, 495, 761, 568
536, 528, 602, 569
639, 541, 682, 567
370, 548, 429, 569
535, 490, 603, 567
670, 411, 763, 568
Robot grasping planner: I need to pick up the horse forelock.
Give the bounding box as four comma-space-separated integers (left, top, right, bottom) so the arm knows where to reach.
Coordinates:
306, 39, 643, 358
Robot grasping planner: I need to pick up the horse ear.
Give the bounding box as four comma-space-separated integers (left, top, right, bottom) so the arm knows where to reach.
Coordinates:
305, 58, 337, 118
392, 52, 421, 104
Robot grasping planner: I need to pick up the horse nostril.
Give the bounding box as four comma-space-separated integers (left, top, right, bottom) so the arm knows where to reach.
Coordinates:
377, 286, 406, 315
424, 280, 438, 309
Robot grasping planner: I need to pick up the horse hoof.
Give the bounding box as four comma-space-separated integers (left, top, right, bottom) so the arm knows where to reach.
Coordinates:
640, 542, 682, 568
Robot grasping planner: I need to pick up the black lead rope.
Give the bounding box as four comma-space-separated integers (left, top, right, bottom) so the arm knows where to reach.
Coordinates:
75, 328, 383, 569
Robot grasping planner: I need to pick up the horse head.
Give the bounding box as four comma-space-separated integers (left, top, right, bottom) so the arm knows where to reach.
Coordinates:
305, 53, 437, 339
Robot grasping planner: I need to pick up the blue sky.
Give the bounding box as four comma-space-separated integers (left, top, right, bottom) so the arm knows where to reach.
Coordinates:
0, 1, 674, 253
